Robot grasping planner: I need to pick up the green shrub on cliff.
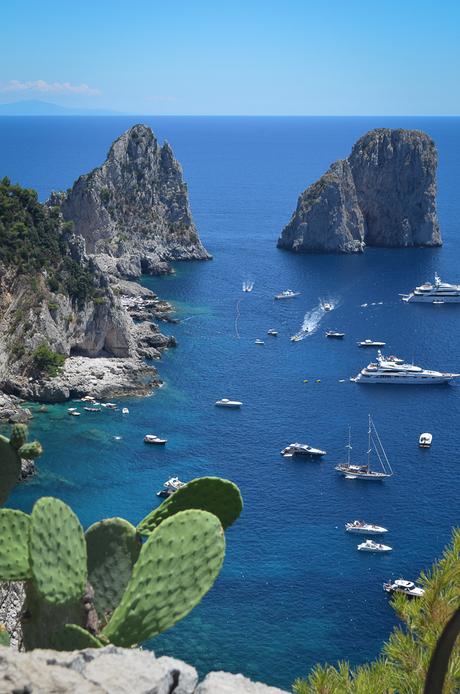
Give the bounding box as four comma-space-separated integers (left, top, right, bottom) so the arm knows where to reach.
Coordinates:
293, 529, 460, 693
32, 342, 66, 377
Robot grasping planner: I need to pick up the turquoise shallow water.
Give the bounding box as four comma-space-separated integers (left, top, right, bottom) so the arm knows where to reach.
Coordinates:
1, 116, 460, 689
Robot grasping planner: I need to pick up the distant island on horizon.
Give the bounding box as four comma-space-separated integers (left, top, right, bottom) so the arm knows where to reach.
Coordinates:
0, 99, 121, 116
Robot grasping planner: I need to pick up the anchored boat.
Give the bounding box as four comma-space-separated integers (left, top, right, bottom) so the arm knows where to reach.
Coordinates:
383, 579, 425, 598
358, 539, 392, 552
335, 416, 393, 481
345, 520, 388, 535
281, 442, 326, 458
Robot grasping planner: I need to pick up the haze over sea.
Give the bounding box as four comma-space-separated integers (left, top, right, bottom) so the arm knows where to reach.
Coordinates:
1, 116, 460, 689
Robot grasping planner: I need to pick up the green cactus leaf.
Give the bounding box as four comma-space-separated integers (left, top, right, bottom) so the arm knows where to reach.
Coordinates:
137, 477, 243, 536
58, 624, 104, 650
0, 625, 10, 646
0, 436, 22, 506
29, 497, 87, 605
9, 424, 28, 451
19, 441, 43, 460
22, 581, 86, 650
86, 518, 141, 620
0, 509, 31, 580
103, 509, 225, 647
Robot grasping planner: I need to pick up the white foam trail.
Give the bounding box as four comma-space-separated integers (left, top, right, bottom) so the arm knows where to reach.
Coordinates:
293, 298, 339, 340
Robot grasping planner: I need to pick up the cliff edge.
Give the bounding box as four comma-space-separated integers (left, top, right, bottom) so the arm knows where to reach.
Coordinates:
277, 128, 441, 253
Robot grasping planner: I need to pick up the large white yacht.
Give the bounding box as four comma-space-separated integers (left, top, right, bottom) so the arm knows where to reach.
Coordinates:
351, 351, 459, 385
401, 273, 460, 303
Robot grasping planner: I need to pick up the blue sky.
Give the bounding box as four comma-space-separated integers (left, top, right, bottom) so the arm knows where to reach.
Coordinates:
1, 0, 459, 115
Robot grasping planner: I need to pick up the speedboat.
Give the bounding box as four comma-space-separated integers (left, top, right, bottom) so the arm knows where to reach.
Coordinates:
419, 432, 432, 448
69, 410, 81, 417
101, 402, 117, 409
267, 329, 278, 336
157, 476, 185, 498
215, 398, 242, 408
242, 281, 254, 292
322, 302, 332, 311
274, 290, 300, 300
291, 335, 302, 342
351, 350, 460, 385
255, 339, 265, 345
281, 442, 326, 458
383, 578, 425, 598
345, 520, 388, 535
144, 434, 167, 445
122, 407, 129, 415
357, 339, 386, 347
326, 331, 345, 339
84, 406, 101, 412
68, 407, 78, 412
401, 273, 460, 303
358, 539, 392, 552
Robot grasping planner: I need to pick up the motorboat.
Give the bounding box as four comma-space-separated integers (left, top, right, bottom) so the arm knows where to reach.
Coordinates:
68, 407, 78, 412
357, 339, 386, 347
401, 273, 460, 303
291, 335, 302, 342
267, 329, 278, 336
122, 407, 129, 415
358, 539, 392, 552
419, 432, 432, 448
281, 442, 326, 458
335, 416, 393, 481
215, 398, 242, 408
274, 290, 300, 300
84, 406, 101, 412
383, 578, 425, 598
326, 331, 345, 339
255, 339, 265, 345
345, 520, 388, 535
351, 350, 460, 384
69, 410, 81, 417
144, 434, 167, 445
157, 476, 185, 498
242, 281, 254, 292
322, 302, 332, 311
101, 402, 117, 409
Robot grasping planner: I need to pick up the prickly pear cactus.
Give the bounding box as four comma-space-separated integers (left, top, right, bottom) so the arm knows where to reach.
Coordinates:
0, 625, 10, 647
103, 509, 225, 647
19, 441, 43, 460
9, 424, 28, 451
0, 436, 22, 506
86, 518, 141, 621
58, 624, 104, 650
29, 497, 87, 604
137, 477, 243, 536
0, 509, 31, 580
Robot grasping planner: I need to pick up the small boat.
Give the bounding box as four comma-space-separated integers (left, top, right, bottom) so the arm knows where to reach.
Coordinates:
357, 339, 386, 347
68, 407, 78, 412
281, 442, 326, 458
101, 402, 117, 409
242, 281, 254, 293
157, 476, 185, 498
345, 520, 388, 535
69, 411, 81, 417
144, 434, 167, 445
383, 578, 425, 598
215, 398, 242, 408
335, 416, 393, 481
291, 335, 302, 342
358, 539, 392, 552
81, 396, 96, 402
255, 339, 265, 345
360, 303, 368, 308
419, 432, 432, 448
267, 329, 278, 336
122, 407, 129, 415
84, 406, 101, 412
326, 331, 345, 339
274, 290, 301, 300
322, 302, 332, 311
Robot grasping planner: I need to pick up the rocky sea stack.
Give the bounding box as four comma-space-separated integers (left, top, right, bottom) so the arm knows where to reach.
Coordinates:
277, 128, 441, 253
50, 124, 211, 278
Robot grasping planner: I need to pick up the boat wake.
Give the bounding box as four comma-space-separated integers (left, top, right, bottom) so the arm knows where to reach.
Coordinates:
242, 280, 254, 292
293, 299, 339, 340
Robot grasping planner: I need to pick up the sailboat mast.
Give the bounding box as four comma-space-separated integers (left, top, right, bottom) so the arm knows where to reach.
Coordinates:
346, 426, 351, 465
367, 414, 372, 469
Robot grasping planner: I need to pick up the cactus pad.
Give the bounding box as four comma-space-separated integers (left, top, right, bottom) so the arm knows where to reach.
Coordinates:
0, 435, 22, 505
0, 509, 31, 580
29, 497, 87, 604
86, 518, 141, 620
103, 509, 225, 647
9, 424, 28, 451
19, 441, 43, 460
58, 624, 103, 650
137, 477, 243, 536
0, 625, 10, 646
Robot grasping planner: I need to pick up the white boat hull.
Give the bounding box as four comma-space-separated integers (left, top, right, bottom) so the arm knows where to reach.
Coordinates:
403, 294, 460, 303
358, 545, 392, 552
346, 527, 388, 535
352, 373, 456, 384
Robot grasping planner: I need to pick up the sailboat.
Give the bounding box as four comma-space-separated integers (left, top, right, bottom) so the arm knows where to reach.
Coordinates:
335, 415, 393, 481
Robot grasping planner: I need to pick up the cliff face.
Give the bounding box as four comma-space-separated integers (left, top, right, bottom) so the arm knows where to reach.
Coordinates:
277, 128, 441, 253
52, 124, 210, 277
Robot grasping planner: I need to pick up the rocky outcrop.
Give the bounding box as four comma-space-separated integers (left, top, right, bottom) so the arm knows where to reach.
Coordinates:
51, 124, 211, 278
278, 128, 441, 253
0, 646, 289, 693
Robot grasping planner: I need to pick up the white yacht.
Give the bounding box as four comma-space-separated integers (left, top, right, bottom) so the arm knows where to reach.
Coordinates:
419, 432, 432, 448
383, 579, 425, 598
335, 416, 393, 481
401, 273, 460, 303
345, 521, 388, 535
357, 339, 386, 348
157, 476, 185, 498
281, 443, 326, 458
358, 539, 392, 552
144, 434, 167, 445
267, 329, 278, 336
274, 289, 300, 300
351, 350, 459, 385
255, 339, 265, 345
290, 335, 302, 342
215, 398, 242, 408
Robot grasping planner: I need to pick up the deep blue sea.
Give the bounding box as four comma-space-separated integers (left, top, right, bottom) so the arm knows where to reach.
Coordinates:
1, 116, 459, 689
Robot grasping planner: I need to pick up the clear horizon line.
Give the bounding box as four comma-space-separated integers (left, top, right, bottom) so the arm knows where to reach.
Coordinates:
1, 113, 460, 118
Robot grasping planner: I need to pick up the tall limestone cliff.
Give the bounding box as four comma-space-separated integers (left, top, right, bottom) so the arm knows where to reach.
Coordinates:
51, 124, 211, 278
277, 128, 441, 253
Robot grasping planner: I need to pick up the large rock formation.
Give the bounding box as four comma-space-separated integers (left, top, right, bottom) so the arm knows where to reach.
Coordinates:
51, 124, 211, 277
278, 128, 441, 253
